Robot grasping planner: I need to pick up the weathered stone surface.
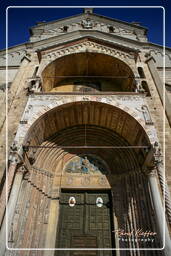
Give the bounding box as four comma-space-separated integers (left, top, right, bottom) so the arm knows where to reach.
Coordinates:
0, 8, 171, 255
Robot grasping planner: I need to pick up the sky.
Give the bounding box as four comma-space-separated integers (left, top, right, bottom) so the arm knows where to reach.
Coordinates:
0, 0, 171, 50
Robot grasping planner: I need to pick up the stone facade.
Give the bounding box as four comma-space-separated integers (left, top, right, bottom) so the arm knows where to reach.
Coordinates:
0, 8, 171, 256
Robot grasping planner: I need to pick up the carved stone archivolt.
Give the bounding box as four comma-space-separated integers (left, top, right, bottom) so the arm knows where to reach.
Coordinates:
38, 40, 136, 76
15, 95, 158, 148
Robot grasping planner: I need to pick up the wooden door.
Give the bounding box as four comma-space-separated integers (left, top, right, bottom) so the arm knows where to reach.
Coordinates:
55, 190, 115, 256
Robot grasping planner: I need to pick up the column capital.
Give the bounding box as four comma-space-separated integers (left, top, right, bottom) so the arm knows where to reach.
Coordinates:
146, 168, 157, 177
153, 141, 163, 167
8, 152, 23, 165
17, 165, 28, 175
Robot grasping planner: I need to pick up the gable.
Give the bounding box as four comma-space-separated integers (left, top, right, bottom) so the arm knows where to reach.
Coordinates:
29, 11, 147, 43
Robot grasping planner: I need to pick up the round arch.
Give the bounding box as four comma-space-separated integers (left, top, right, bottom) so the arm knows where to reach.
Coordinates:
24, 101, 150, 147
41, 52, 136, 92
23, 101, 152, 177
10, 101, 160, 251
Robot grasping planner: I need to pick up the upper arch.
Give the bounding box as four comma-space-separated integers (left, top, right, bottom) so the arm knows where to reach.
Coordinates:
39, 41, 136, 92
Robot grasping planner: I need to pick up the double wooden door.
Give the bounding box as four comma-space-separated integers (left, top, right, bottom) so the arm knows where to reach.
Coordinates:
55, 190, 115, 256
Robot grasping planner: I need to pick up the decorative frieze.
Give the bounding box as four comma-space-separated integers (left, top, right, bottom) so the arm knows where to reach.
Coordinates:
38, 40, 136, 75
14, 94, 158, 146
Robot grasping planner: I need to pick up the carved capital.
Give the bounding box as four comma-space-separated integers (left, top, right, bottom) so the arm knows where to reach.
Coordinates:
147, 168, 157, 177
153, 141, 163, 167
8, 152, 21, 165
17, 165, 28, 175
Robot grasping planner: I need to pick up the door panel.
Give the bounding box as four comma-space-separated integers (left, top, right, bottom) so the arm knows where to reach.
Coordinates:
55, 191, 114, 256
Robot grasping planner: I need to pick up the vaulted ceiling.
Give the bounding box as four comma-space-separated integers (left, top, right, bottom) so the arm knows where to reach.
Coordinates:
24, 101, 150, 175
41, 52, 135, 92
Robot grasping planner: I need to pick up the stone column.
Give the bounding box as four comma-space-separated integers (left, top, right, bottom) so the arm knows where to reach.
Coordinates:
157, 164, 171, 225
44, 175, 61, 256
0, 146, 22, 226
111, 187, 120, 256
0, 162, 17, 227
0, 165, 26, 256
148, 169, 171, 256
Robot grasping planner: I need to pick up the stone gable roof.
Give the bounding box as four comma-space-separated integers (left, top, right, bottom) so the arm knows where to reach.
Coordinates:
29, 10, 148, 43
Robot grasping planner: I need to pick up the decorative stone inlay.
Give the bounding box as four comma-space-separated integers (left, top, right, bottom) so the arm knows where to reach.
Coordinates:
14, 93, 159, 146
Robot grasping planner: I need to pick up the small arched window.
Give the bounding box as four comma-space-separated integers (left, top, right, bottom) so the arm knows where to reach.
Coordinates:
138, 67, 145, 78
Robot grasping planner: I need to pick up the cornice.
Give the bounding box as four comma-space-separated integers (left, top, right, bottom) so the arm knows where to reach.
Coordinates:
1, 30, 170, 56
30, 11, 147, 32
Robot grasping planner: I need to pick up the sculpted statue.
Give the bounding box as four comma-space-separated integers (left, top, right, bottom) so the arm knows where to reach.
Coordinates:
65, 155, 107, 174
81, 18, 94, 29
81, 156, 90, 173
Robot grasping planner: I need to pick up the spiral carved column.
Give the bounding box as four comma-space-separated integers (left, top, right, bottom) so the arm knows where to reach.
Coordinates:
156, 163, 171, 226
148, 169, 171, 256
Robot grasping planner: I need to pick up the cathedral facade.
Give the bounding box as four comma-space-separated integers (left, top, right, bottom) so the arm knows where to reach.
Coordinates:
0, 8, 171, 256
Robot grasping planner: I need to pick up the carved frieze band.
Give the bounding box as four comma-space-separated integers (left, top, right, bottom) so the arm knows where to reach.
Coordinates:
39, 41, 135, 74
15, 94, 158, 145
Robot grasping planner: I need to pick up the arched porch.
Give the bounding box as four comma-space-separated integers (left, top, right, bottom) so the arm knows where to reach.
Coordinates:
3, 101, 168, 256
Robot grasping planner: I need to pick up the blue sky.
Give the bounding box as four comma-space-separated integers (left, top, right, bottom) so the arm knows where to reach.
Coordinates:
0, 0, 171, 50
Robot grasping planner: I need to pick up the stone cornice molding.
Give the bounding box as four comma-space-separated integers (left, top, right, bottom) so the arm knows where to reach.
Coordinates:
35, 30, 141, 52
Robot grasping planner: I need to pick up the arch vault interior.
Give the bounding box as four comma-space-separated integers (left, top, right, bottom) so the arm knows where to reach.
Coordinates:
41, 53, 135, 93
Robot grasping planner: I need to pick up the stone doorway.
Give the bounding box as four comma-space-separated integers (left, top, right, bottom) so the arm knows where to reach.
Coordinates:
55, 190, 115, 256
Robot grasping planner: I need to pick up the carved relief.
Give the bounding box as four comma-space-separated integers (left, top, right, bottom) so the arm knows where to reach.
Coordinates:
65, 154, 108, 175
39, 40, 135, 75
81, 18, 94, 29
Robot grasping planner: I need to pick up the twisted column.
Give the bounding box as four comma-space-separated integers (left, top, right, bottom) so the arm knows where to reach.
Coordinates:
148, 169, 171, 256
153, 143, 171, 226
157, 163, 171, 225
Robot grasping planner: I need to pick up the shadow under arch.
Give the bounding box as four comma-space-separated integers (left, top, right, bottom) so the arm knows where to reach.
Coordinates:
23, 100, 151, 148
40, 52, 136, 92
